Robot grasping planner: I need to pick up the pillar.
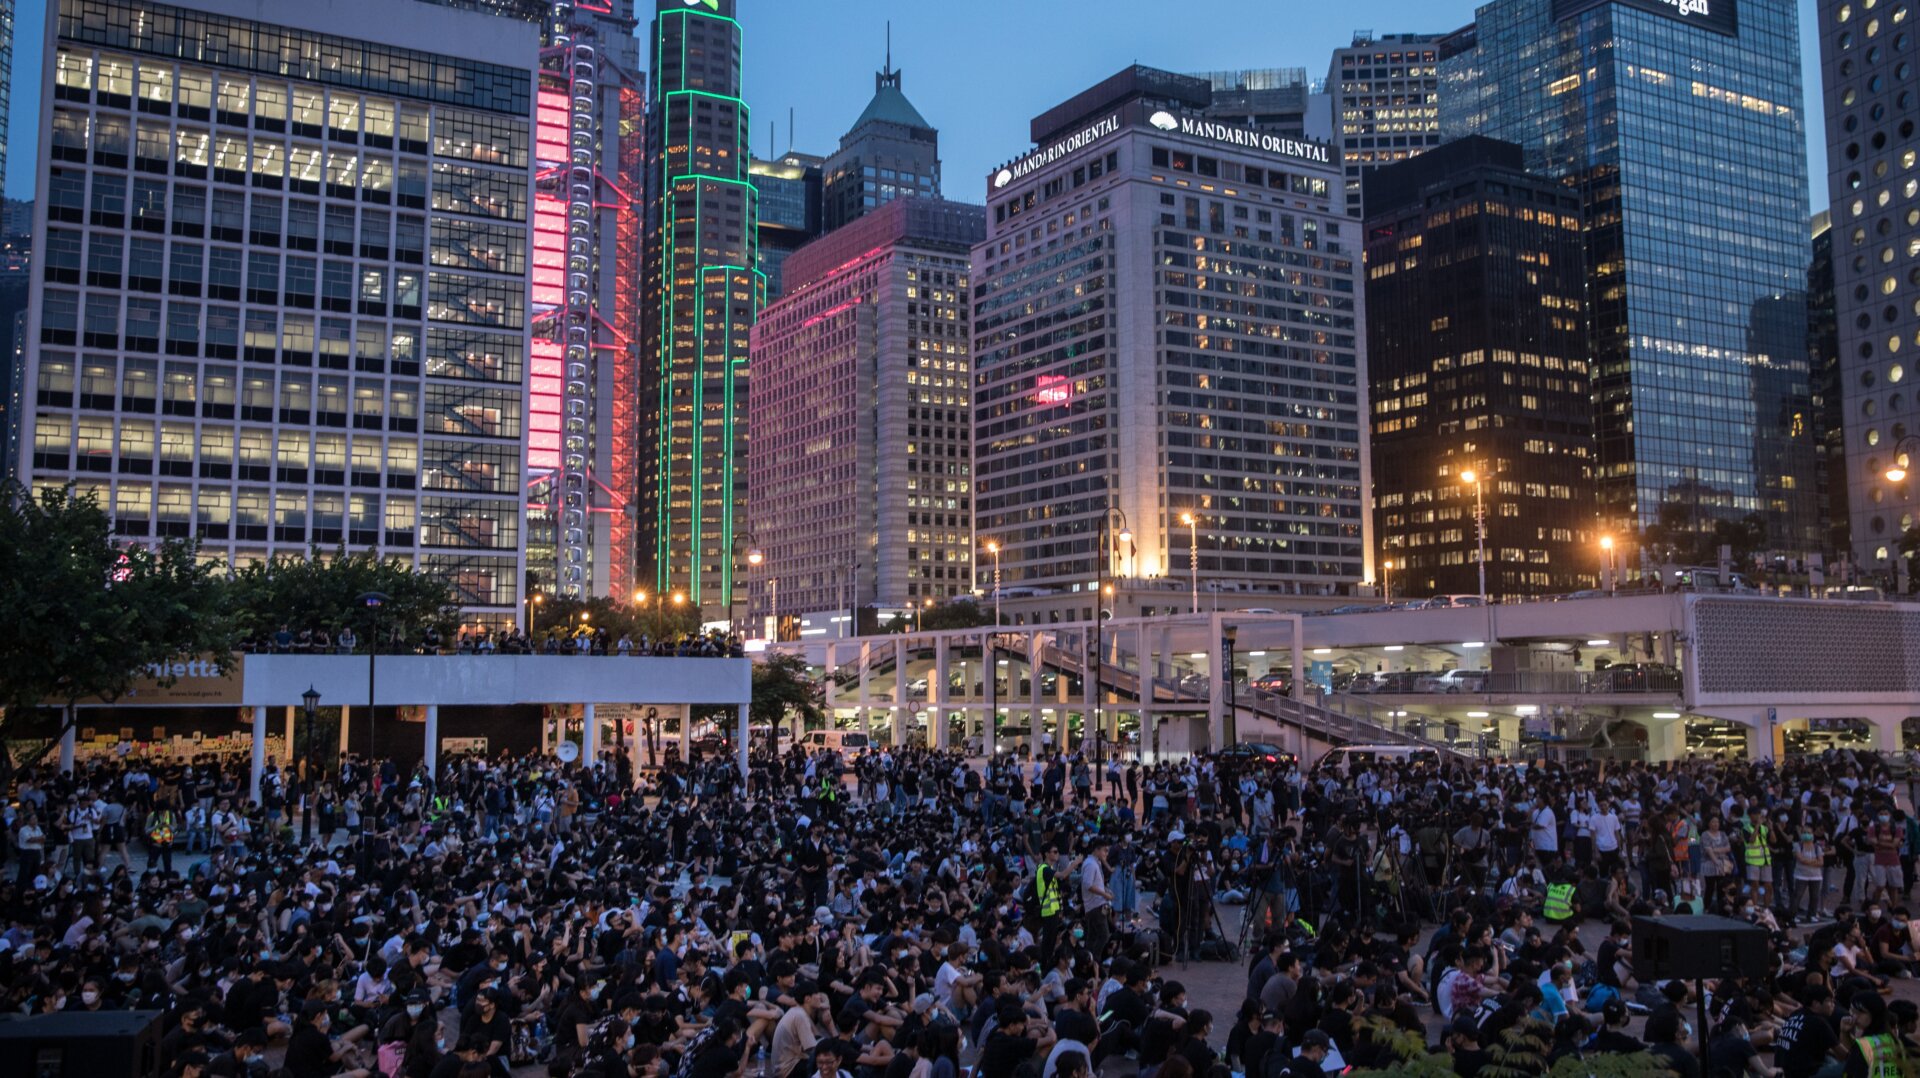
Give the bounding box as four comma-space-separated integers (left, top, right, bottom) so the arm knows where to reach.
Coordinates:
424, 705, 440, 781
627, 720, 644, 777
1745, 720, 1776, 763
1291, 618, 1307, 703
1084, 628, 1100, 758
249, 705, 267, 803
678, 706, 692, 764
339, 704, 352, 756
1028, 632, 1044, 754
284, 706, 296, 765
984, 630, 998, 753
1207, 613, 1226, 752
894, 637, 909, 748
58, 710, 76, 775
582, 703, 599, 766
824, 641, 839, 728
1874, 711, 1904, 753
1644, 716, 1686, 764
736, 704, 750, 784
933, 635, 951, 751
858, 641, 872, 739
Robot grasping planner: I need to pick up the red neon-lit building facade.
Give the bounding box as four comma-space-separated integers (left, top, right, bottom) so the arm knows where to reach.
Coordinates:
531, 0, 644, 602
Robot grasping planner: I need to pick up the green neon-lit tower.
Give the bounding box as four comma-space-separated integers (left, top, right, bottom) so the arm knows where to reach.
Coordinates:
642, 0, 763, 618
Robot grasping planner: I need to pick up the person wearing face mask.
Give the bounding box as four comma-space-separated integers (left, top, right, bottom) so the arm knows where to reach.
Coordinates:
460, 989, 513, 1078
426, 1034, 487, 1078
553, 978, 606, 1070
286, 999, 370, 1078
1795, 828, 1831, 924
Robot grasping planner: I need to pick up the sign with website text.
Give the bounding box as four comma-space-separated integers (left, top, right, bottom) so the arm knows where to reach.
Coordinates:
1553, 0, 1737, 36
88, 655, 244, 706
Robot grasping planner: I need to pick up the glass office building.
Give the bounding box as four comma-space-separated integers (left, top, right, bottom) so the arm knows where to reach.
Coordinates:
642, 0, 761, 616
23, 0, 540, 626
1444, 0, 1820, 555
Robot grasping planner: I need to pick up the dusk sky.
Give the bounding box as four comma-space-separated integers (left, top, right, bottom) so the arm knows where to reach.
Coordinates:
4, 0, 1830, 208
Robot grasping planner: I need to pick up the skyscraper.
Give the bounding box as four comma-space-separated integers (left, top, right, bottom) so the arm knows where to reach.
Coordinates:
821, 57, 940, 232
26, 0, 542, 624
527, 0, 645, 603
0, 0, 14, 187
1325, 30, 1466, 217
1443, 0, 1820, 556
642, 0, 761, 616
1808, 211, 1849, 562
747, 198, 983, 639
751, 150, 823, 299
1365, 137, 1594, 600
974, 67, 1366, 624
1192, 68, 1320, 140
1817, 0, 1920, 575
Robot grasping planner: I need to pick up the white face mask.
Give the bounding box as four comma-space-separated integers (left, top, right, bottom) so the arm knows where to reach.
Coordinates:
408, 1005, 425, 1018
81, 991, 100, 1005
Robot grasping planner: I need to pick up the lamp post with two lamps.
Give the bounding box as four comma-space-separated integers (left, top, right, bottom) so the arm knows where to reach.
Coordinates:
300, 685, 320, 845
985, 541, 1002, 627
745, 548, 780, 643
1180, 512, 1199, 615
1093, 507, 1132, 763
1457, 468, 1488, 604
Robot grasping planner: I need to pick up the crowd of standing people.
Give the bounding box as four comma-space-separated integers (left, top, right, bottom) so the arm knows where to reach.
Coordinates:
5, 737, 1920, 1078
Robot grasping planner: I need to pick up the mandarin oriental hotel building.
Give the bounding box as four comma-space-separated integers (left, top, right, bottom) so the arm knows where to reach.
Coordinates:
973, 68, 1369, 623
22, 0, 540, 626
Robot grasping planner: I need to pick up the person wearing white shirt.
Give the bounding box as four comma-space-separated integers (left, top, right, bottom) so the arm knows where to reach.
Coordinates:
1530, 802, 1559, 860
1591, 804, 1624, 874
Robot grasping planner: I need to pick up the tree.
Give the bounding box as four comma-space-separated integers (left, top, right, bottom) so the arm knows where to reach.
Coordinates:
1899, 525, 1920, 594
751, 653, 826, 748
531, 593, 706, 645
226, 547, 458, 650
922, 599, 991, 631
0, 483, 233, 776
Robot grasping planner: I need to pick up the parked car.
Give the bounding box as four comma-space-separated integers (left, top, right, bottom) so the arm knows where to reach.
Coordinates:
1250, 673, 1293, 695
1427, 594, 1486, 608
1593, 662, 1682, 693
1416, 669, 1489, 694
1218, 741, 1295, 765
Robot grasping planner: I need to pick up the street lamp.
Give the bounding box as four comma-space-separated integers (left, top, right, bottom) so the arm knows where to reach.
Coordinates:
300, 685, 319, 845
1094, 506, 1132, 761
1382, 559, 1394, 602
985, 541, 1002, 627
1883, 434, 1919, 482
1223, 624, 1238, 748
1180, 512, 1199, 615
1458, 469, 1488, 604
1600, 536, 1617, 595
527, 592, 545, 639
356, 591, 389, 763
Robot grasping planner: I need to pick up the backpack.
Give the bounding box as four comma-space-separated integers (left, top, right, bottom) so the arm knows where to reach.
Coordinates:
376, 1041, 407, 1078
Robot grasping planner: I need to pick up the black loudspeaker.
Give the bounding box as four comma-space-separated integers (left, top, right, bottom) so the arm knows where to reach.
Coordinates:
0, 1009, 165, 1078
1633, 915, 1770, 982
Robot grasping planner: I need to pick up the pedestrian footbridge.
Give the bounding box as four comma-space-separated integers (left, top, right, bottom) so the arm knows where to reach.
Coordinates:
770, 593, 1920, 764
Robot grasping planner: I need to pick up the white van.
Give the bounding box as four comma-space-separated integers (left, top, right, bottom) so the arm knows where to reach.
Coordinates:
802, 729, 872, 753
1316, 744, 1442, 775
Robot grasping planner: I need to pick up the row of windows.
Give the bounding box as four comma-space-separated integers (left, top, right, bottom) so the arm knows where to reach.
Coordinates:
59, 0, 532, 116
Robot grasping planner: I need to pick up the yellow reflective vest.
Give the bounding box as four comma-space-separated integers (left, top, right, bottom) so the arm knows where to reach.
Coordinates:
1744, 823, 1772, 867
1544, 883, 1575, 921
1036, 863, 1063, 918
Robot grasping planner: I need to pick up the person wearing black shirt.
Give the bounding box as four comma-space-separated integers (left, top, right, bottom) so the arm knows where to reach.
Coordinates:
460, 991, 513, 1078
551, 980, 602, 1071
1643, 1009, 1701, 1078
1706, 1021, 1767, 1078
1776, 989, 1843, 1078
977, 1000, 1056, 1078
1446, 1020, 1492, 1077
1176, 1009, 1218, 1075
1276, 1029, 1334, 1078
286, 1002, 367, 1078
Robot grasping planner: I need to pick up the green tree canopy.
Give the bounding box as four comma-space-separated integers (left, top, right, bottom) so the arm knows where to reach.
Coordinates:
227, 547, 459, 650
751, 653, 825, 741
0, 483, 233, 772
532, 593, 705, 643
